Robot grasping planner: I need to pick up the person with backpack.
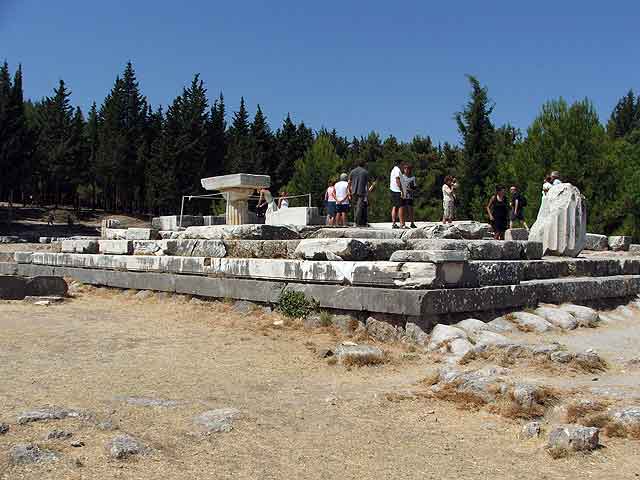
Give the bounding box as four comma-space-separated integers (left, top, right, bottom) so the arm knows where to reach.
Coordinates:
509, 185, 528, 230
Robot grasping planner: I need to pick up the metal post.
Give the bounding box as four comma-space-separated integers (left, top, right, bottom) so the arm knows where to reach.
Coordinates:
308, 193, 312, 207
179, 196, 186, 229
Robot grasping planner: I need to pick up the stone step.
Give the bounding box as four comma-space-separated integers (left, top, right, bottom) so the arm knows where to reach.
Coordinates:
16, 252, 463, 289
3, 262, 639, 319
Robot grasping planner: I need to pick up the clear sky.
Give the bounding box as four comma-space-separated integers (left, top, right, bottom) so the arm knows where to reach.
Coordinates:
2, 0, 639, 144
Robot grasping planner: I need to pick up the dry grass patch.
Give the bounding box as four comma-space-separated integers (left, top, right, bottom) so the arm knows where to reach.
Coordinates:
580, 414, 640, 440
565, 400, 609, 424
341, 351, 389, 368
490, 386, 560, 420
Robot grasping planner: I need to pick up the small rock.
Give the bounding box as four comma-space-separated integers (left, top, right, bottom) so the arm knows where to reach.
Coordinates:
427, 324, 468, 351
334, 314, 361, 334
261, 306, 273, 314
46, 429, 73, 440
403, 322, 429, 346
120, 289, 138, 297
135, 290, 154, 300
557, 304, 599, 327
18, 407, 84, 424
272, 320, 284, 327
303, 313, 325, 329
547, 425, 599, 452
232, 300, 255, 314
107, 434, 148, 459
531, 343, 564, 355
534, 307, 578, 330
487, 316, 516, 333
317, 347, 333, 359
612, 406, 640, 427
472, 331, 512, 347
365, 317, 400, 342
448, 338, 474, 358
575, 350, 606, 370
71, 441, 85, 448
9, 444, 60, 464
120, 397, 178, 408
0, 423, 9, 434
189, 297, 207, 305
96, 419, 117, 431
520, 421, 542, 439
550, 351, 574, 364
193, 408, 241, 434
454, 318, 492, 335
510, 311, 554, 333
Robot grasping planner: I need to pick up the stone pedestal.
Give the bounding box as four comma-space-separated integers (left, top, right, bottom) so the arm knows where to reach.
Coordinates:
200, 174, 271, 225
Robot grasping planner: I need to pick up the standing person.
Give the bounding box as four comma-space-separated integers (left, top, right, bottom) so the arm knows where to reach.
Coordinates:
348, 159, 369, 227
401, 164, 418, 228
442, 176, 456, 223
509, 185, 529, 230
389, 159, 405, 229
278, 191, 289, 209
486, 185, 509, 240
334, 173, 350, 226
324, 179, 337, 226
47, 210, 55, 226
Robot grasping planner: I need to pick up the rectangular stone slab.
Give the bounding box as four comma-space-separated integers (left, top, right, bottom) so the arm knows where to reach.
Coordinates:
125, 228, 159, 240
98, 240, 133, 255
4, 263, 640, 317
200, 173, 270, 191
62, 239, 99, 254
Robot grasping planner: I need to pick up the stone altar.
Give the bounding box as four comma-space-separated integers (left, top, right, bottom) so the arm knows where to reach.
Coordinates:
201, 174, 270, 225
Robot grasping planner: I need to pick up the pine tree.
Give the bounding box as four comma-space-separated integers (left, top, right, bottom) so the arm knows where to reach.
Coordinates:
250, 104, 274, 177
455, 75, 496, 220
607, 90, 640, 140
226, 97, 252, 173
205, 93, 226, 177
146, 107, 176, 214
85, 102, 99, 208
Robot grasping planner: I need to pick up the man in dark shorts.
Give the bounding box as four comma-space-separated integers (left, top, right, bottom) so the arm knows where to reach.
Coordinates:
389, 159, 404, 228
348, 159, 369, 227
509, 185, 529, 230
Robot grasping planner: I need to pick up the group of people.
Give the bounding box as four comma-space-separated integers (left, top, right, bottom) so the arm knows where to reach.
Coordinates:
324, 159, 418, 228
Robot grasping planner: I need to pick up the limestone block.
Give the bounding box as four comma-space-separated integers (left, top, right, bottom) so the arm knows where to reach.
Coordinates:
557, 304, 599, 327
14, 251, 34, 264
180, 225, 299, 240
448, 338, 474, 358
454, 318, 492, 334
510, 311, 554, 332
133, 240, 175, 256
403, 322, 428, 346
401, 223, 464, 240
99, 240, 133, 255
519, 241, 544, 260
427, 324, 468, 351
389, 249, 469, 263
453, 221, 494, 240
534, 306, 578, 330
469, 261, 523, 286
151, 215, 204, 231
630, 244, 640, 255
505, 228, 529, 241
62, 239, 99, 254
125, 228, 159, 240
529, 183, 587, 257
365, 317, 401, 342
547, 425, 599, 452
169, 239, 227, 257
334, 344, 385, 365
487, 316, 516, 332
584, 233, 609, 251
311, 228, 403, 240
201, 173, 270, 191
293, 238, 369, 261
265, 207, 324, 226
103, 228, 128, 240
608, 236, 632, 252
472, 330, 511, 347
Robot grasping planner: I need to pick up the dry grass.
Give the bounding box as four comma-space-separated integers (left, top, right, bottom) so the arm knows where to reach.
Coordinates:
565, 400, 609, 424
580, 414, 640, 440
429, 381, 490, 410
546, 446, 570, 459
341, 351, 389, 368
490, 386, 560, 420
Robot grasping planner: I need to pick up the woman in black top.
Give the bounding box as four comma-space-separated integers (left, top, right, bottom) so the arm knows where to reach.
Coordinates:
486, 185, 509, 240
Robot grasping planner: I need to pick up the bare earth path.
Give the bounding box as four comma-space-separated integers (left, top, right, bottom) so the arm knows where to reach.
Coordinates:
1, 290, 639, 479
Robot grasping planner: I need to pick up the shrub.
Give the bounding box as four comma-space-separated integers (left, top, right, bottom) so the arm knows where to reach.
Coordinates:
277, 290, 318, 319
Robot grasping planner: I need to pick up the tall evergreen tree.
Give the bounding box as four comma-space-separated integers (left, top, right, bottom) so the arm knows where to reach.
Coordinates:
146, 107, 176, 214
607, 90, 640, 140
455, 75, 496, 219
85, 102, 100, 208
226, 97, 252, 173
205, 93, 226, 177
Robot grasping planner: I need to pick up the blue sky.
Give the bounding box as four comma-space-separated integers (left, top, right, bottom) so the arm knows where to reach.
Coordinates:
2, 0, 639, 143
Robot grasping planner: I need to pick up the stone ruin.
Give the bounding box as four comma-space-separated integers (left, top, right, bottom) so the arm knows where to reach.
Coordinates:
1, 176, 640, 327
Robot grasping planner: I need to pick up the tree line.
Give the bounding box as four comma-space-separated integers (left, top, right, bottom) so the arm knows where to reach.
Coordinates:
1, 62, 639, 239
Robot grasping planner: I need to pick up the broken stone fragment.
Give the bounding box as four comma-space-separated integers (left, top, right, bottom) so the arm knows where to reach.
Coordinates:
426, 324, 468, 352
547, 425, 599, 452
365, 317, 401, 342
17, 407, 85, 425
193, 408, 241, 434
9, 444, 60, 465
508, 312, 554, 333
557, 304, 599, 327
293, 238, 369, 261
333, 344, 385, 365
107, 434, 149, 459
608, 235, 631, 252
534, 307, 578, 330
520, 421, 542, 439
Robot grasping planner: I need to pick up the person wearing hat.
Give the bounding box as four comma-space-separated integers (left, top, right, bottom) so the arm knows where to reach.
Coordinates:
334, 173, 350, 226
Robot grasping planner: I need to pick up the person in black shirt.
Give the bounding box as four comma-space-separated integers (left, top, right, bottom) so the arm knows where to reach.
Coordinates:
486, 185, 509, 240
509, 185, 529, 230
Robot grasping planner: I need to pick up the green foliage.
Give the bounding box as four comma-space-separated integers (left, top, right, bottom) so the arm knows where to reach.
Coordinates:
286, 135, 343, 203
277, 290, 318, 319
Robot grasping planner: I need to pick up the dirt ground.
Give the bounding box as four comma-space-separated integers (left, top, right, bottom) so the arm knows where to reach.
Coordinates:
1, 289, 640, 479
